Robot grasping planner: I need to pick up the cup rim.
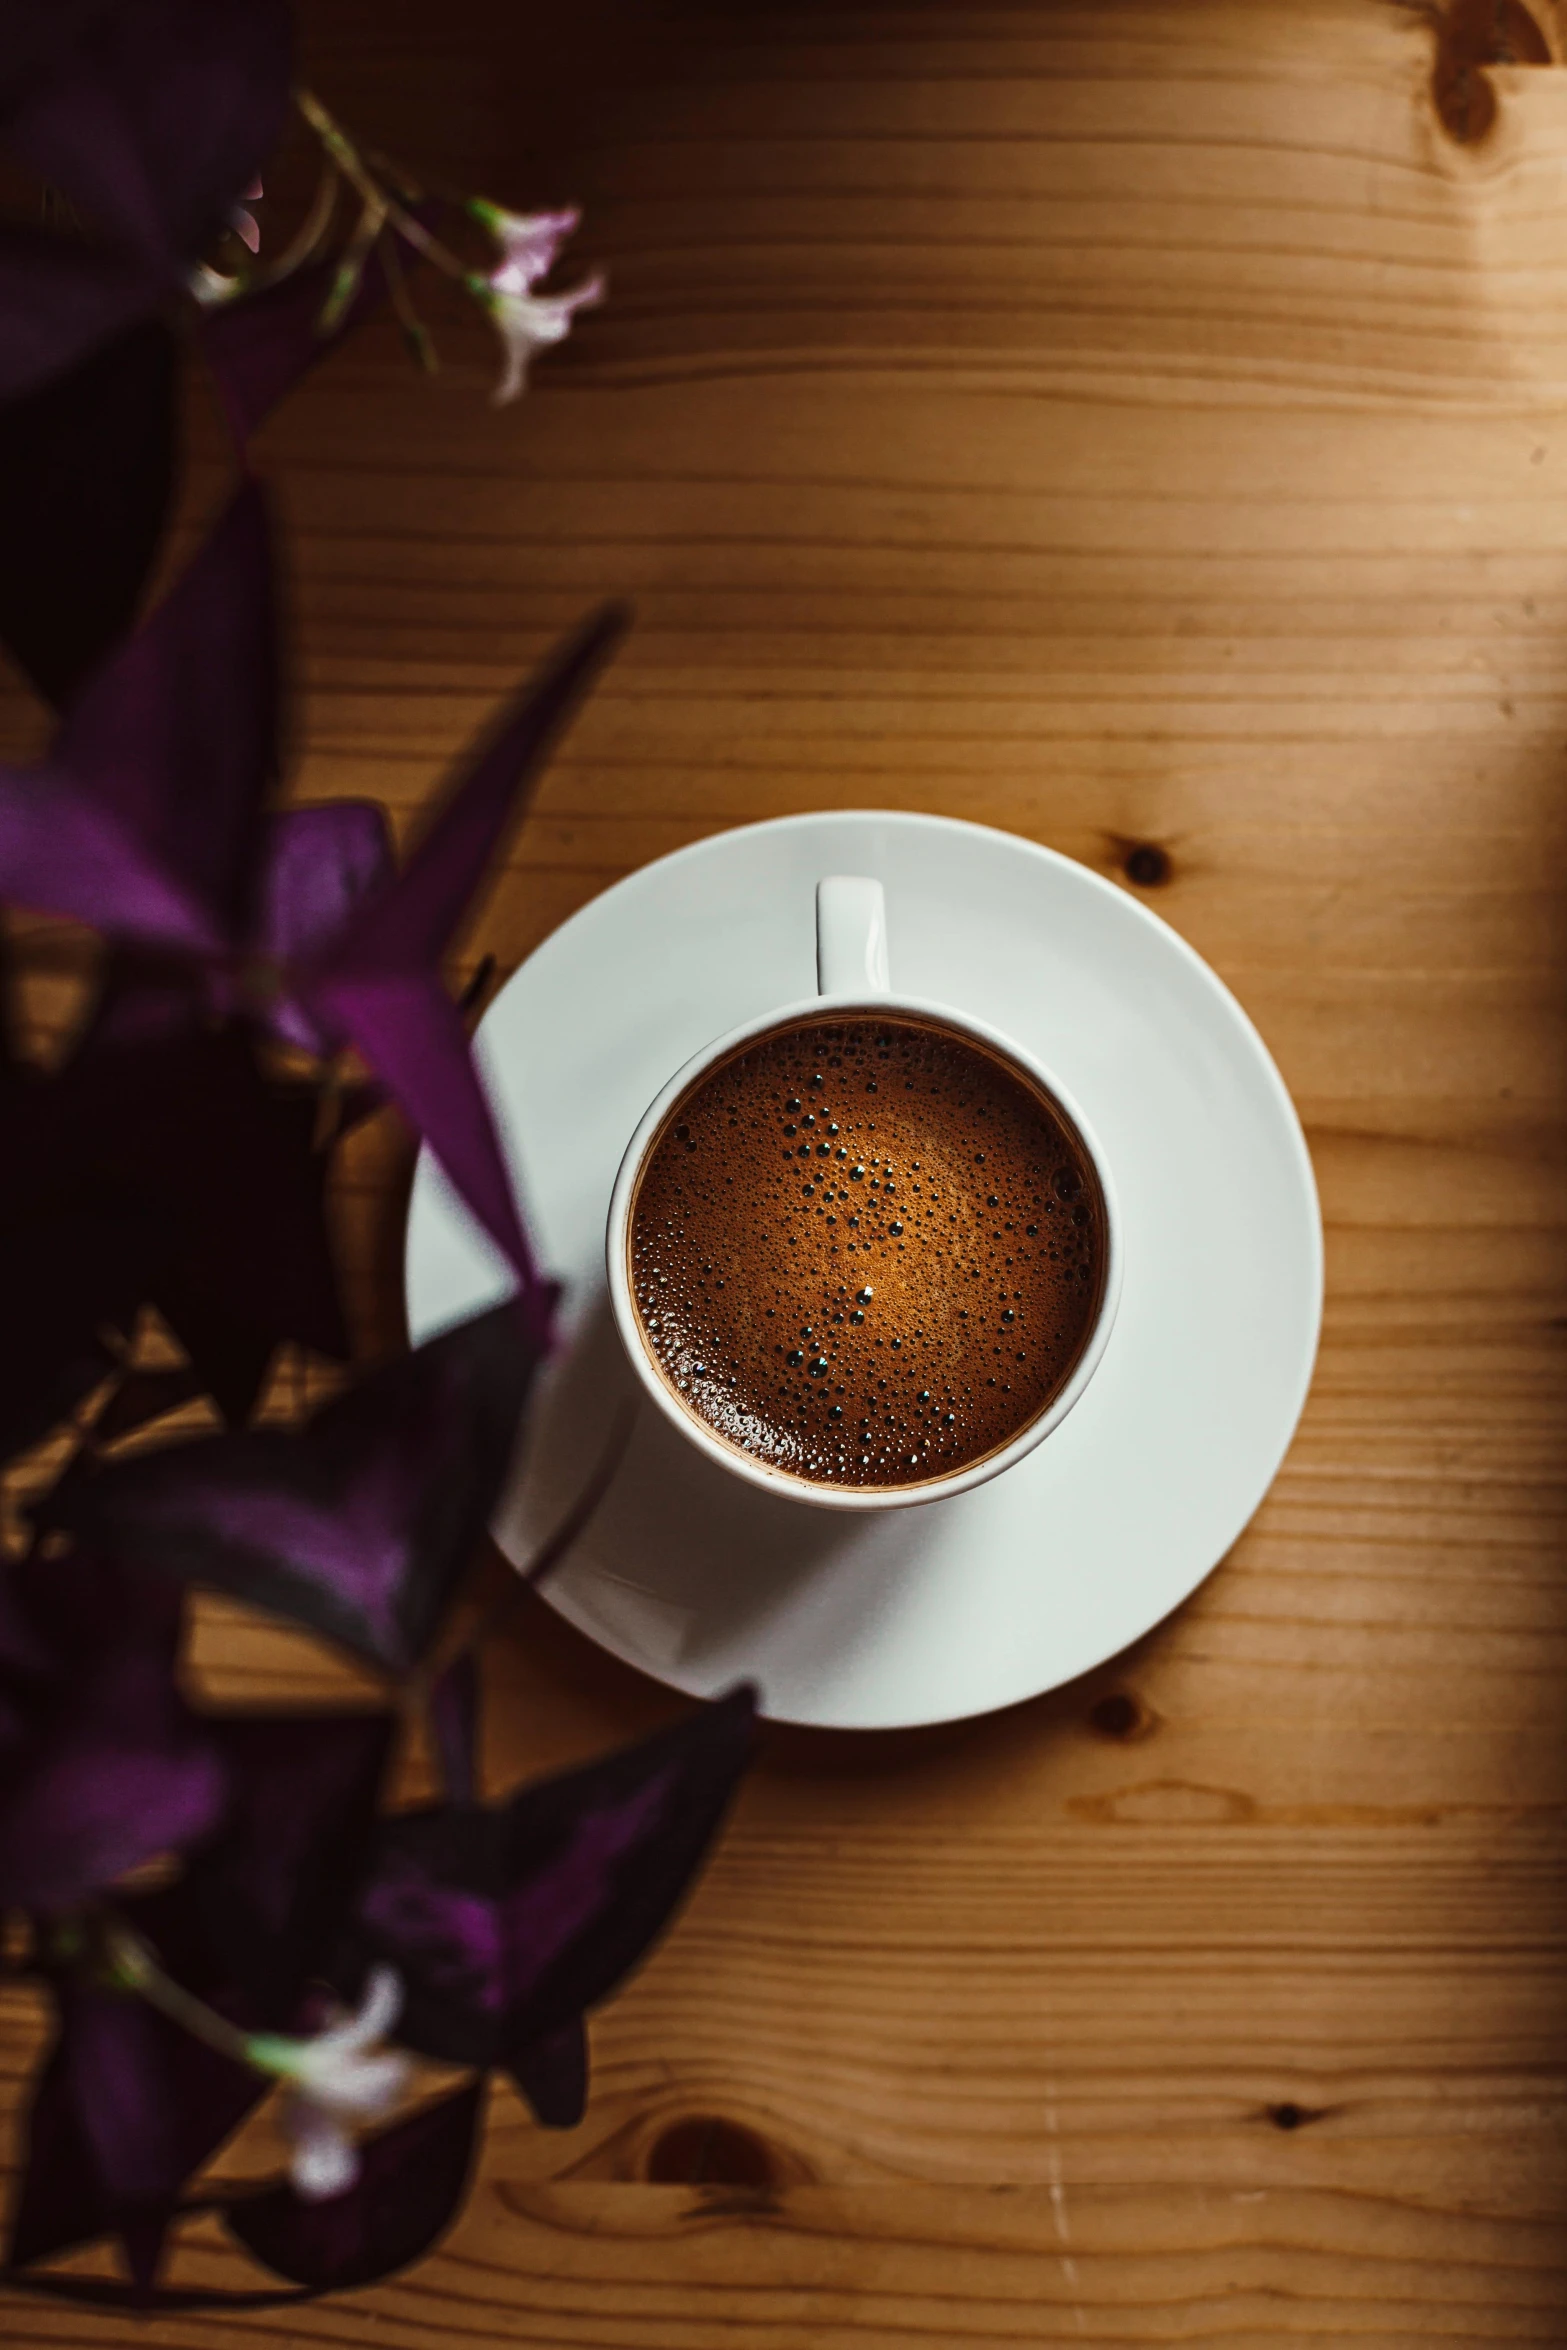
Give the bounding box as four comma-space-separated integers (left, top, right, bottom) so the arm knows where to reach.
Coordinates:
605, 992, 1123, 1512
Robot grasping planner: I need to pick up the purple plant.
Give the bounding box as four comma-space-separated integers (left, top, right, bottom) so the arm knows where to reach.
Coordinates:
0, 1, 758, 2311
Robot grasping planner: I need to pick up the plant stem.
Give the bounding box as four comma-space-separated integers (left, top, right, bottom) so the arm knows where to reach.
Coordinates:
379, 226, 438, 371
319, 192, 389, 335
250, 160, 341, 290
295, 89, 472, 285
101, 1921, 257, 2068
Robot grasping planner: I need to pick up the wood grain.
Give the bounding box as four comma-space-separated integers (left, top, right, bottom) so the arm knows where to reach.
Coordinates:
3, 0, 1566, 2339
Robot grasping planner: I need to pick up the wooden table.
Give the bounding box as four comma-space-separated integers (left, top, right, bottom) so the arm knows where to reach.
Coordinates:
4, 0, 1566, 2338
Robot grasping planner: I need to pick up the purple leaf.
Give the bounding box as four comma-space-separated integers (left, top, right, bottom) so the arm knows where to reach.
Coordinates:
67, 1996, 184, 2268
59, 480, 276, 932
62, 1303, 547, 1670
0, 479, 615, 1319
0, 481, 277, 952
0, 2, 290, 401
0, 1688, 225, 1911
340, 1686, 757, 2068
1, 469, 616, 1322
0, 758, 217, 951
4, 1522, 180, 1659
430, 1650, 479, 1807
0, 1163, 147, 1467
0, 221, 158, 405
310, 967, 539, 1290
295, 601, 629, 1284
6, 1713, 395, 2282
225, 2078, 484, 2292
0, 954, 139, 1459
7, 1882, 267, 2289
5, 0, 292, 277
0, 315, 177, 708
6, 2031, 117, 2274
0, 1003, 348, 1448
201, 224, 435, 446
128, 1046, 345, 1421
0, 1548, 226, 1909
508, 2016, 587, 2130
254, 802, 392, 1054
0, 3, 117, 119
256, 804, 393, 971
190, 1712, 393, 2023
311, 603, 629, 979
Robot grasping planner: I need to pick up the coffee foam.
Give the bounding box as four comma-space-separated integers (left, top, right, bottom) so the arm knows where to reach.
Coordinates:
628, 1014, 1105, 1489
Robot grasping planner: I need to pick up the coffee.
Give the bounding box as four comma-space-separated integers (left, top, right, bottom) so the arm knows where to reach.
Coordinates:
627, 1013, 1106, 1489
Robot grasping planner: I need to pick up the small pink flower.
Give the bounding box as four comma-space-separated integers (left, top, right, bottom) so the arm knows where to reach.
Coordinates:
481, 275, 605, 403
248, 1965, 411, 2202
232, 175, 264, 256
468, 200, 603, 403
485, 203, 580, 292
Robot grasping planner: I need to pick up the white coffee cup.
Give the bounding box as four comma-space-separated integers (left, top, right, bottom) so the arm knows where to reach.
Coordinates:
605, 877, 1122, 1511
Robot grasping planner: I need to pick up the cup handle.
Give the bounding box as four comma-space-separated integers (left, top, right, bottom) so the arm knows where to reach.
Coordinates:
816, 876, 890, 995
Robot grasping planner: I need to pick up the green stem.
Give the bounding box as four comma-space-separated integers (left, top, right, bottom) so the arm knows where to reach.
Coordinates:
247, 159, 341, 291
101, 1921, 258, 2070
318, 192, 389, 335
380, 227, 439, 371
294, 89, 473, 288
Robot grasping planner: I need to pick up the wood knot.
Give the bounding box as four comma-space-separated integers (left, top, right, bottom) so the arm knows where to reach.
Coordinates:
1265, 2099, 1331, 2131
646, 2116, 777, 2187
1088, 1688, 1159, 1742
1122, 841, 1172, 888
1431, 0, 1555, 144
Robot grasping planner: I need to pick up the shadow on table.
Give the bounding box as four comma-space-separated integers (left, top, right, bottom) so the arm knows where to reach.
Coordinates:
493, 1286, 1193, 1775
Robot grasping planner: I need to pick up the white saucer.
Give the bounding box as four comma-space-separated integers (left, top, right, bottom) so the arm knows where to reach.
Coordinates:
404, 812, 1322, 1730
